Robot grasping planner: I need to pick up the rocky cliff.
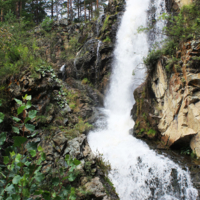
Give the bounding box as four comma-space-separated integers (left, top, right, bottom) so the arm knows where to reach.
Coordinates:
0, 1, 125, 199
132, 0, 200, 158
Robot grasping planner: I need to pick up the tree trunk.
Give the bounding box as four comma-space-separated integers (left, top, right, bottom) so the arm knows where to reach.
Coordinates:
20, 0, 22, 17
51, 0, 54, 19
70, 0, 73, 21
36, 0, 39, 24
96, 0, 98, 9
91, 2, 93, 19
56, 0, 58, 20
78, 0, 79, 21
67, 0, 69, 18
84, 0, 86, 21
16, 1, 19, 19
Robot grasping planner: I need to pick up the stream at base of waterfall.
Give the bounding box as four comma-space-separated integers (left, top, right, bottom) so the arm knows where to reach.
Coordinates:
88, 0, 198, 199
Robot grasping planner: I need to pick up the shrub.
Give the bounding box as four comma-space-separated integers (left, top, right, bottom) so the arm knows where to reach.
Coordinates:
41, 16, 53, 32
0, 95, 81, 199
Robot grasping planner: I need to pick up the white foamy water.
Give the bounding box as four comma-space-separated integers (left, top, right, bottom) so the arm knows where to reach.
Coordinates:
88, 0, 198, 199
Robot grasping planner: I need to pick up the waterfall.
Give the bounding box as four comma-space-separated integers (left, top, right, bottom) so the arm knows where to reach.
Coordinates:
88, 0, 198, 199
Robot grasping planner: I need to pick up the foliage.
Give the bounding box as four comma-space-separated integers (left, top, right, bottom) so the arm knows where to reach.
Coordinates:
41, 16, 53, 32
147, 128, 156, 136
103, 36, 111, 43
95, 152, 111, 176
0, 20, 49, 81
142, 0, 200, 73
102, 15, 110, 31
81, 78, 90, 85
0, 95, 81, 199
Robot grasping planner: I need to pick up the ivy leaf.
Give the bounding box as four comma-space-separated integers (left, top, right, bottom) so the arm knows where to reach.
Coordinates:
12, 116, 21, 122
0, 132, 7, 146
0, 112, 5, 123
12, 126, 20, 134
12, 175, 22, 185
25, 100, 32, 109
28, 110, 37, 119
13, 136, 27, 147
14, 98, 22, 105
25, 124, 35, 132
17, 105, 26, 115
3, 156, 9, 164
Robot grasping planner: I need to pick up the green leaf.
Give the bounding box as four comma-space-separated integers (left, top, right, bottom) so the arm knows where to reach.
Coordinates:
0, 172, 6, 178
30, 150, 36, 157
0, 112, 5, 123
12, 126, 20, 134
12, 175, 22, 184
41, 152, 46, 161
22, 188, 30, 197
69, 187, 76, 200
28, 110, 37, 119
24, 117, 31, 124
5, 184, 15, 194
0, 132, 7, 146
25, 124, 35, 132
15, 154, 22, 163
25, 100, 32, 109
65, 154, 70, 161
17, 105, 26, 115
13, 136, 27, 147
3, 156, 9, 164
68, 173, 76, 182
14, 98, 22, 105
34, 172, 45, 182
52, 177, 60, 186
26, 142, 38, 151
10, 151, 15, 157
37, 146, 43, 152
73, 159, 81, 166
23, 94, 31, 101
12, 116, 21, 122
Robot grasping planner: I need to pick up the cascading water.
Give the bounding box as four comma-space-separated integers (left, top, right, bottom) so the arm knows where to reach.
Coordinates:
88, 0, 198, 199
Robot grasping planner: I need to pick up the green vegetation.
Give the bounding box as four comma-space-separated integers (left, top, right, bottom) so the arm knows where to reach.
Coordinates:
142, 0, 200, 73
81, 78, 90, 85
103, 36, 111, 43
0, 95, 81, 199
102, 15, 111, 31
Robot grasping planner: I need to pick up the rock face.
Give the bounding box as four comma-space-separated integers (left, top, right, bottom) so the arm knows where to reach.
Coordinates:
35, 0, 124, 93
132, 39, 200, 157
0, 1, 125, 198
